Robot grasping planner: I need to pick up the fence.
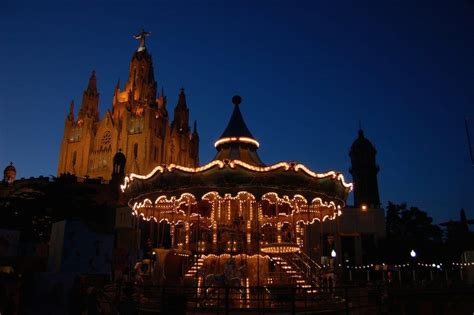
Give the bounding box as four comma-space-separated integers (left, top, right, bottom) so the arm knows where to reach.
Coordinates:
130, 283, 386, 314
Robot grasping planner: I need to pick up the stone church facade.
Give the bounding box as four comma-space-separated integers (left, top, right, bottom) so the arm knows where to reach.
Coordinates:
57, 32, 199, 180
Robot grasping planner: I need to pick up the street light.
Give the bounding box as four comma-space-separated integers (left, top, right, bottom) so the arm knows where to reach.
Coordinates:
410, 250, 417, 282
331, 249, 336, 258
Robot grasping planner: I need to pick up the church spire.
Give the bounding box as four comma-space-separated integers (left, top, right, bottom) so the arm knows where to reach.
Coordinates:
172, 88, 190, 133
87, 70, 98, 94
78, 70, 100, 121
177, 87, 188, 109
67, 100, 75, 121
124, 29, 156, 106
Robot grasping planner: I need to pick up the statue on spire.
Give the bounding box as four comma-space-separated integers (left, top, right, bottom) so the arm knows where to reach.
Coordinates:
133, 29, 151, 52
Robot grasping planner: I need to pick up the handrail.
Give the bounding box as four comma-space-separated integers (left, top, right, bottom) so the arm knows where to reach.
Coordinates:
298, 251, 322, 269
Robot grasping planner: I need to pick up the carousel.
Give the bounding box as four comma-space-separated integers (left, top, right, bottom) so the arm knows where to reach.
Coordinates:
121, 95, 352, 299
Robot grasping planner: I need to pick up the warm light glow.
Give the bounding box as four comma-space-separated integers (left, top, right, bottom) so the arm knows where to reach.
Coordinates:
331, 249, 337, 258
132, 191, 342, 226
410, 249, 417, 258
260, 243, 300, 254
361, 205, 367, 211
214, 137, 260, 148
121, 159, 352, 193
277, 222, 282, 243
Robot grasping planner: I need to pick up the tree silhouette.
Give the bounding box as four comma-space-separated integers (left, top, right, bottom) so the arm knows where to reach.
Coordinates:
381, 202, 443, 263
440, 209, 474, 260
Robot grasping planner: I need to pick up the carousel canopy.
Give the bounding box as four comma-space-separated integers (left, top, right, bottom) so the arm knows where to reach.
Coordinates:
122, 95, 352, 208
122, 159, 351, 208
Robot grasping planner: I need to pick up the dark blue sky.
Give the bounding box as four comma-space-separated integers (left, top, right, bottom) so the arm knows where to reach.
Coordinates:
1, 1, 473, 223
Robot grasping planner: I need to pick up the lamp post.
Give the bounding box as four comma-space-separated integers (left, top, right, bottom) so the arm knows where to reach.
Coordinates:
330, 249, 337, 290
410, 250, 417, 283
330, 249, 336, 272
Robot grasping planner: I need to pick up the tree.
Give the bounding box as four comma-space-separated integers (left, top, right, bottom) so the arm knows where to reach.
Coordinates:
380, 202, 443, 263
441, 209, 474, 260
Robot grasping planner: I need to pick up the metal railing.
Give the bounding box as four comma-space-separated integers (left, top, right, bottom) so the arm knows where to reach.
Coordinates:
127, 283, 386, 314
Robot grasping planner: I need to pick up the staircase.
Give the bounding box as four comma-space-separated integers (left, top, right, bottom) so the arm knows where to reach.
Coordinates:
270, 251, 321, 293
184, 255, 205, 279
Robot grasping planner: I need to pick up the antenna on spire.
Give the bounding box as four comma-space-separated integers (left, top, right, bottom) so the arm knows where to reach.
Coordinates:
465, 117, 474, 166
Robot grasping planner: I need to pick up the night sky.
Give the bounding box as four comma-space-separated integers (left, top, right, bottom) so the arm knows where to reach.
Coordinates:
1, 1, 473, 224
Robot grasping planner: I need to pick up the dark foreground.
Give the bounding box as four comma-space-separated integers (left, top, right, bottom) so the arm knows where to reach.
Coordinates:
2, 272, 474, 315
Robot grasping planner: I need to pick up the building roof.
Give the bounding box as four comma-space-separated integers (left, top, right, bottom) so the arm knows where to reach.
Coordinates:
350, 129, 376, 155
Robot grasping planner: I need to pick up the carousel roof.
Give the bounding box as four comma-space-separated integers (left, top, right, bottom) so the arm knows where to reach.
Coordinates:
122, 95, 352, 207
213, 95, 264, 166
122, 159, 351, 208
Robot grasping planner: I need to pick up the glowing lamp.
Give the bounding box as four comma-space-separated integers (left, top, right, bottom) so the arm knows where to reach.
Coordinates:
331, 249, 337, 258
410, 250, 416, 258
260, 243, 300, 254
361, 205, 367, 211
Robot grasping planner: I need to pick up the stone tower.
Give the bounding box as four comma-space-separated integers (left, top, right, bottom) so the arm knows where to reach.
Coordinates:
57, 31, 199, 180
349, 129, 380, 208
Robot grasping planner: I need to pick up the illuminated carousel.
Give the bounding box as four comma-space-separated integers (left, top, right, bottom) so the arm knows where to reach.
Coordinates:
121, 95, 352, 297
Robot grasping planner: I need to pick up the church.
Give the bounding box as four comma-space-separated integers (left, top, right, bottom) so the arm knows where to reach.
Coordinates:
57, 30, 199, 180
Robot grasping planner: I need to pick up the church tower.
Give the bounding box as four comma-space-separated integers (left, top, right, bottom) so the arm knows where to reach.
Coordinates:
58, 30, 199, 180
169, 88, 195, 165
349, 129, 380, 208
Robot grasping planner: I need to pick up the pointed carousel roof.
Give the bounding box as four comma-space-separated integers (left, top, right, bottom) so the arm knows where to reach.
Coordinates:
122, 95, 352, 210
214, 96, 264, 166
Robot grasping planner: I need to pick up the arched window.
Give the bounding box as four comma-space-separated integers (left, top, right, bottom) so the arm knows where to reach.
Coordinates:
133, 143, 138, 160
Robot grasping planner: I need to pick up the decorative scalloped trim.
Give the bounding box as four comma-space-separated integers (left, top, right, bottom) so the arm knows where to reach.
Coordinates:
121, 159, 353, 192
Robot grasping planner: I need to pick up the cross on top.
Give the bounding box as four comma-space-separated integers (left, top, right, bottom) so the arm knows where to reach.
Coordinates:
133, 29, 151, 51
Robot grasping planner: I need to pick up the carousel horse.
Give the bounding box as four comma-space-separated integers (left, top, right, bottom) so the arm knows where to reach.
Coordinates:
204, 258, 244, 302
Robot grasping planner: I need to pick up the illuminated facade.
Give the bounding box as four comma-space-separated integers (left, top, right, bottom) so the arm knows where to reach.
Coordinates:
58, 32, 199, 180
122, 96, 352, 290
